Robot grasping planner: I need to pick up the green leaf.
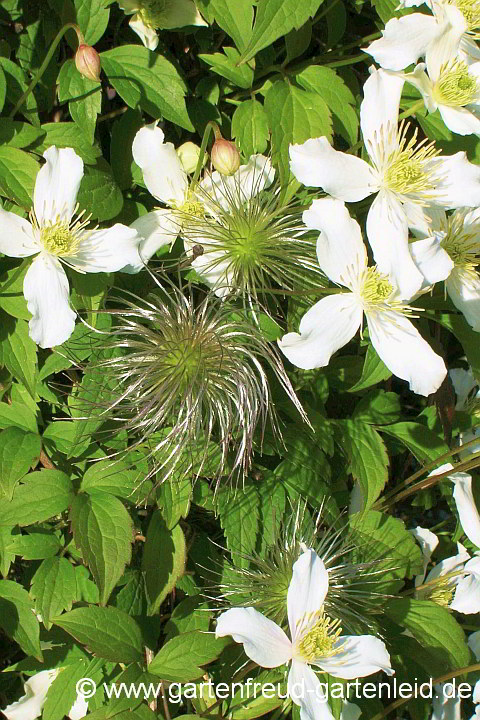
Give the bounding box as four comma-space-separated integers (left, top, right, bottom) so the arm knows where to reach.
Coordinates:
101, 45, 193, 131
275, 426, 332, 506
348, 343, 392, 393
142, 510, 186, 615
196, 0, 254, 52
352, 390, 402, 426
73, 0, 110, 44
0, 427, 41, 500
380, 422, 449, 464
43, 659, 90, 720
54, 605, 144, 662
239, 0, 324, 64
148, 631, 230, 681
57, 59, 102, 144
6, 529, 61, 560
0, 57, 39, 124
231, 99, 269, 158
0, 63, 5, 113
0, 313, 37, 397
216, 484, 259, 568
0, 470, 74, 526
334, 419, 389, 512
0, 119, 45, 148
76, 157, 124, 221
385, 598, 470, 673
0, 526, 18, 578
81, 459, 153, 504
0, 261, 31, 320
110, 108, 144, 190
30, 557, 76, 630
296, 65, 359, 145
70, 492, 133, 605
264, 80, 332, 185
285, 22, 312, 63
199, 47, 254, 89
0, 401, 37, 433
157, 477, 193, 529
0, 578, 42, 660
0, 146, 39, 207
34, 122, 102, 164
435, 313, 480, 378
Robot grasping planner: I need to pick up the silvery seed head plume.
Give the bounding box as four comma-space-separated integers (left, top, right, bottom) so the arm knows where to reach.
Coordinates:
91, 282, 306, 484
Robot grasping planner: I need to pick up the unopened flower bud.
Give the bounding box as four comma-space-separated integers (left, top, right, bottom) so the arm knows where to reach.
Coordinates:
211, 138, 241, 176
177, 141, 204, 174
75, 44, 101, 83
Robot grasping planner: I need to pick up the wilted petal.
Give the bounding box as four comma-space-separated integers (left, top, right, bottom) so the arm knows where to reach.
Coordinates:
289, 138, 376, 201
451, 472, 480, 548
450, 555, 480, 613
449, 367, 478, 410
2, 669, 59, 720
0, 206, 38, 257
34, 146, 83, 226
432, 683, 461, 720
288, 660, 335, 720
367, 308, 447, 396
288, 549, 329, 642
215, 607, 292, 668
132, 124, 188, 206
364, 14, 440, 71
129, 14, 159, 49
278, 294, 362, 370
410, 526, 439, 585
316, 635, 394, 679
24, 253, 76, 348
302, 198, 367, 288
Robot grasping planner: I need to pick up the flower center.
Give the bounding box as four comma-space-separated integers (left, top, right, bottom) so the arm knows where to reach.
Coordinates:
433, 60, 478, 107
138, 0, 169, 28
383, 122, 439, 198
440, 211, 480, 277
32, 206, 92, 258
360, 267, 394, 307
295, 609, 343, 663
450, 0, 480, 32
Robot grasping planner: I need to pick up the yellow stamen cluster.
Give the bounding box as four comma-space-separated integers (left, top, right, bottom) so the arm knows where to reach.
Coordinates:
295, 609, 343, 662
30, 205, 92, 258
361, 267, 394, 307
433, 60, 478, 107
383, 122, 439, 198
428, 584, 455, 608
450, 0, 480, 34
441, 211, 480, 280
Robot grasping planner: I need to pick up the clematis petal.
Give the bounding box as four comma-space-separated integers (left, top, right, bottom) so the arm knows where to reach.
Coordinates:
302, 198, 367, 288
410, 526, 439, 585
68, 693, 88, 720
287, 549, 329, 642
360, 68, 405, 160
409, 235, 454, 289
451, 472, 480, 548
199, 155, 274, 211
438, 105, 480, 136
132, 124, 188, 207
426, 5, 468, 79
68, 224, 142, 273
432, 684, 461, 720
433, 152, 480, 208
24, 254, 76, 349
366, 308, 447, 396
288, 660, 335, 720
129, 209, 180, 268
278, 294, 362, 370
340, 701, 362, 720
215, 607, 292, 668
446, 267, 480, 331
161, 0, 208, 27
289, 138, 376, 201
460, 35, 480, 64
449, 367, 478, 410
34, 147, 84, 226
316, 635, 394, 679
424, 545, 469, 584
450, 555, 480, 613
191, 250, 233, 298
364, 14, 440, 71
469, 630, 480, 659
366, 192, 424, 299
2, 669, 59, 720
129, 14, 159, 49
0, 206, 38, 257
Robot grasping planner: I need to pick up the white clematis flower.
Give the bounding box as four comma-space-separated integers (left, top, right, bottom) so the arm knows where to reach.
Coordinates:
2, 669, 88, 720
130, 122, 275, 291
0, 146, 142, 349
216, 548, 393, 720
409, 207, 480, 330
432, 682, 462, 720
412, 524, 480, 611
277, 197, 447, 397
118, 0, 207, 51
289, 68, 480, 299
365, 0, 480, 71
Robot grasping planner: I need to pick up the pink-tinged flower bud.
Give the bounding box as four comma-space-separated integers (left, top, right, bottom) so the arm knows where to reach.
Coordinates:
75, 44, 101, 83
211, 138, 241, 176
